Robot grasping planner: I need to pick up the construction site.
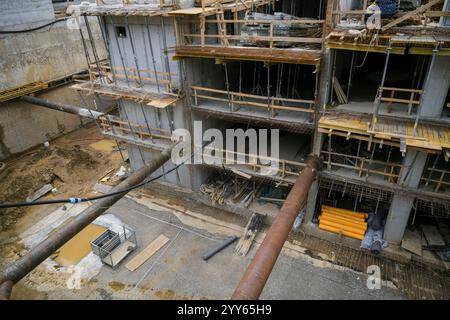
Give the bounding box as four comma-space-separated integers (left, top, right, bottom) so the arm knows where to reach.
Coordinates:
0, 0, 449, 301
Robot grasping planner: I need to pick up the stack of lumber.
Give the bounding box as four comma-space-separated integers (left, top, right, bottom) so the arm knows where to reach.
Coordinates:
319, 205, 368, 240
333, 77, 348, 104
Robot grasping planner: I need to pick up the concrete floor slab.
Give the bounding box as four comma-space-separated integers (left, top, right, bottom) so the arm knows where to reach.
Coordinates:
30, 196, 402, 300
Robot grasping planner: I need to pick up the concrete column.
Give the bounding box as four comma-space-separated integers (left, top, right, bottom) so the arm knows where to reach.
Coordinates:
419, 56, 450, 118
384, 55, 449, 244
303, 47, 332, 225
384, 150, 428, 244
304, 132, 325, 224
440, 0, 450, 26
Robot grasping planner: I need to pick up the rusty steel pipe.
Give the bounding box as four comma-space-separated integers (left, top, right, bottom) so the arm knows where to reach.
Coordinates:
20, 95, 104, 119
232, 156, 320, 300
0, 147, 173, 299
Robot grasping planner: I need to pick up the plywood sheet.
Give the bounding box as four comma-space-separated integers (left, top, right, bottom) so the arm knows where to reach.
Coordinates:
126, 234, 169, 271
148, 97, 178, 109
401, 229, 423, 256
422, 225, 446, 247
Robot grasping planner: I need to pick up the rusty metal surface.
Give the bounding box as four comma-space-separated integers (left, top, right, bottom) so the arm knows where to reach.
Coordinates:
0, 148, 173, 299
0, 281, 13, 300
231, 156, 320, 300
20, 95, 104, 119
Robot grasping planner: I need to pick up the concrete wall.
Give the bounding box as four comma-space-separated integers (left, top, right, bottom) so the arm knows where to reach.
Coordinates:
0, 89, 89, 158
0, 0, 54, 28
0, 21, 105, 89
0, 14, 106, 160
105, 15, 204, 189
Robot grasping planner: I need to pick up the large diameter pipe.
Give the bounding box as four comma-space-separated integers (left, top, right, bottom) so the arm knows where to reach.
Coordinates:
0, 147, 173, 299
20, 95, 104, 119
231, 156, 320, 300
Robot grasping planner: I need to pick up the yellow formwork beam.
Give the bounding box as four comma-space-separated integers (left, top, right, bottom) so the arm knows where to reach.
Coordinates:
409, 47, 450, 56
326, 42, 405, 55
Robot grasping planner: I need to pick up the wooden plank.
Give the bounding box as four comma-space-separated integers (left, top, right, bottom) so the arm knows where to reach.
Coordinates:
169, 7, 216, 15
175, 45, 322, 65
125, 234, 169, 271
422, 225, 446, 247
148, 97, 178, 109
0, 81, 48, 103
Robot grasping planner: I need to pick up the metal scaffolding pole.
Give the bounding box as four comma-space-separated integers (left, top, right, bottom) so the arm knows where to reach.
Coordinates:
145, 16, 161, 93
371, 42, 392, 128
109, 16, 131, 86
84, 15, 105, 83
125, 15, 143, 87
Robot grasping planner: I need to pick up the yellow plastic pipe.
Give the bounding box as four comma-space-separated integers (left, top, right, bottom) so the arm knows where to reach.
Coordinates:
320, 215, 367, 229
320, 213, 367, 225
319, 220, 366, 236
322, 205, 368, 217
321, 210, 366, 222
322, 206, 368, 219
319, 223, 365, 240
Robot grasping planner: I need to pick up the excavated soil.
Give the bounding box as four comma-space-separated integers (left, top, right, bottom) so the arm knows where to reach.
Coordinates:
0, 124, 123, 231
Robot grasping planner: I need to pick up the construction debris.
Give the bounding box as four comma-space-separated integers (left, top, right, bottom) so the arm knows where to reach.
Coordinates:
235, 213, 264, 256
422, 225, 446, 249
333, 76, 348, 104
402, 229, 423, 257
202, 235, 239, 261
26, 184, 54, 202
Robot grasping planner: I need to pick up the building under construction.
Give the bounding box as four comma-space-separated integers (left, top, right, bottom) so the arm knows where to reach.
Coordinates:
0, 0, 449, 300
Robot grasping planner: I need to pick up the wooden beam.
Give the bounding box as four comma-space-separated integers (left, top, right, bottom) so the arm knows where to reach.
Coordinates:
327, 41, 406, 54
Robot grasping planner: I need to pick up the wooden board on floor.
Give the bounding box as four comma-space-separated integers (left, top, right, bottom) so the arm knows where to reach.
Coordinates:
422, 225, 446, 248
125, 234, 169, 272
401, 229, 423, 257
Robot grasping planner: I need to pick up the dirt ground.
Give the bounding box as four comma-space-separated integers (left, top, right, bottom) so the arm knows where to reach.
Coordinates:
0, 123, 125, 268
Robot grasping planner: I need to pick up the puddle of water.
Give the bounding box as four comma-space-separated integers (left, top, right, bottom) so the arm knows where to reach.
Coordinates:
154, 290, 193, 300
89, 140, 116, 152
109, 281, 126, 292
50, 218, 106, 267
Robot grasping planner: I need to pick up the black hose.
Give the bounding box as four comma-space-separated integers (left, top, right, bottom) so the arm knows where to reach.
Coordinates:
0, 17, 69, 34
0, 142, 208, 210
0, 156, 181, 209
